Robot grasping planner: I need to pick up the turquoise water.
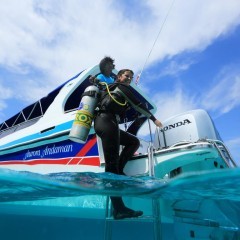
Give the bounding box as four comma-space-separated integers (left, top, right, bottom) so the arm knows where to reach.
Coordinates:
0, 168, 240, 239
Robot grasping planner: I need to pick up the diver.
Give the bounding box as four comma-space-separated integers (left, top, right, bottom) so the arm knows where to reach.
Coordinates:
94, 69, 163, 220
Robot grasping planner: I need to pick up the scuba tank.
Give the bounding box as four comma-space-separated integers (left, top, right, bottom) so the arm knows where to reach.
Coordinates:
69, 85, 100, 143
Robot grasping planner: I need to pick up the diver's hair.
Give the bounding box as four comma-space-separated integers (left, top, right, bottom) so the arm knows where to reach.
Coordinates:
116, 69, 134, 82
99, 56, 115, 74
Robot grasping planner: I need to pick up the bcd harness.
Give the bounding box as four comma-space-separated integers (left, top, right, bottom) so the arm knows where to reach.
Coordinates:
82, 82, 128, 112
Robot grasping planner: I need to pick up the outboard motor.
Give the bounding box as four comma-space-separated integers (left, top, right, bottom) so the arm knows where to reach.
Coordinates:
69, 85, 100, 143
154, 109, 222, 149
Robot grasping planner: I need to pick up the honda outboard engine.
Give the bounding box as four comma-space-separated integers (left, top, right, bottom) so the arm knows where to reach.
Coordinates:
154, 109, 222, 149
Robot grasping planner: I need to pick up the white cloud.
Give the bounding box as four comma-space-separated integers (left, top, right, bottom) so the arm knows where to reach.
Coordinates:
13, 78, 53, 103
201, 64, 240, 114
0, 0, 240, 115
153, 89, 198, 120
138, 87, 197, 137
0, 82, 13, 100
0, 101, 7, 111
1, 0, 240, 75
145, 0, 240, 61
159, 60, 195, 77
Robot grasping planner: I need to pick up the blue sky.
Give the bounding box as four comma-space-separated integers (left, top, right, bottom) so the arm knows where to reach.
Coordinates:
0, 0, 240, 163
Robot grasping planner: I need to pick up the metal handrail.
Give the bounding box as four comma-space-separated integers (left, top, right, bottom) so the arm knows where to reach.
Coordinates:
147, 142, 155, 177
207, 139, 237, 168
152, 141, 213, 155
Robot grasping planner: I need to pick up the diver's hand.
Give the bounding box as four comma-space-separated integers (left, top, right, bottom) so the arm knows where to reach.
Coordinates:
154, 119, 163, 128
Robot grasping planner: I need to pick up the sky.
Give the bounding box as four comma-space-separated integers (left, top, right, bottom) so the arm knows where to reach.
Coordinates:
0, 0, 240, 164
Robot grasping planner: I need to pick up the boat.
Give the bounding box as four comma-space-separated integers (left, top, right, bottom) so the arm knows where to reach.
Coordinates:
0, 64, 239, 239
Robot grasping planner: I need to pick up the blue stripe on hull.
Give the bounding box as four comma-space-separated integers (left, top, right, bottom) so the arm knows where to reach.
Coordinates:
0, 135, 99, 162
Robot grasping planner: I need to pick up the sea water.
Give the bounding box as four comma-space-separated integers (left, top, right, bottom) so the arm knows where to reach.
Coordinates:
0, 168, 240, 240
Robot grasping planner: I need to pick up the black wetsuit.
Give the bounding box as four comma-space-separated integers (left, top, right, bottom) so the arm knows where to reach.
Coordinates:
94, 83, 157, 212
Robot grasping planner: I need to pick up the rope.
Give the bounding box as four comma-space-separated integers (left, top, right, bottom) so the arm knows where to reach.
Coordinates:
138, 0, 176, 82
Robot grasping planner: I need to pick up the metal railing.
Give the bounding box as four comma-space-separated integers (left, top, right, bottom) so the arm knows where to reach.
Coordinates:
207, 139, 237, 168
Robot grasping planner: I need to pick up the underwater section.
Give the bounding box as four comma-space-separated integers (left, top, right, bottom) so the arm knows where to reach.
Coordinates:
0, 168, 240, 239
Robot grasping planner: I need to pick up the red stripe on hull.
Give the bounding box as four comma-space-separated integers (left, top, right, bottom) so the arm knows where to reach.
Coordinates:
0, 156, 100, 166
76, 135, 97, 157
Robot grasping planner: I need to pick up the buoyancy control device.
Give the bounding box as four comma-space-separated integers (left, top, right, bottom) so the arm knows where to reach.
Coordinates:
69, 85, 100, 143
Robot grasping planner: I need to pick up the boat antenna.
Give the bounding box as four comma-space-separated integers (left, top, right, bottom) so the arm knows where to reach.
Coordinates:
136, 0, 176, 84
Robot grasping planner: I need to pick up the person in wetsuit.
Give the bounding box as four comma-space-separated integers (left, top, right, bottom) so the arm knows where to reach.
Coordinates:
94, 69, 163, 220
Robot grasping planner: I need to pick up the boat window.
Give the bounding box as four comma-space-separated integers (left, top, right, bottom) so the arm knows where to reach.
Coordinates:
0, 71, 84, 135
0, 86, 61, 132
